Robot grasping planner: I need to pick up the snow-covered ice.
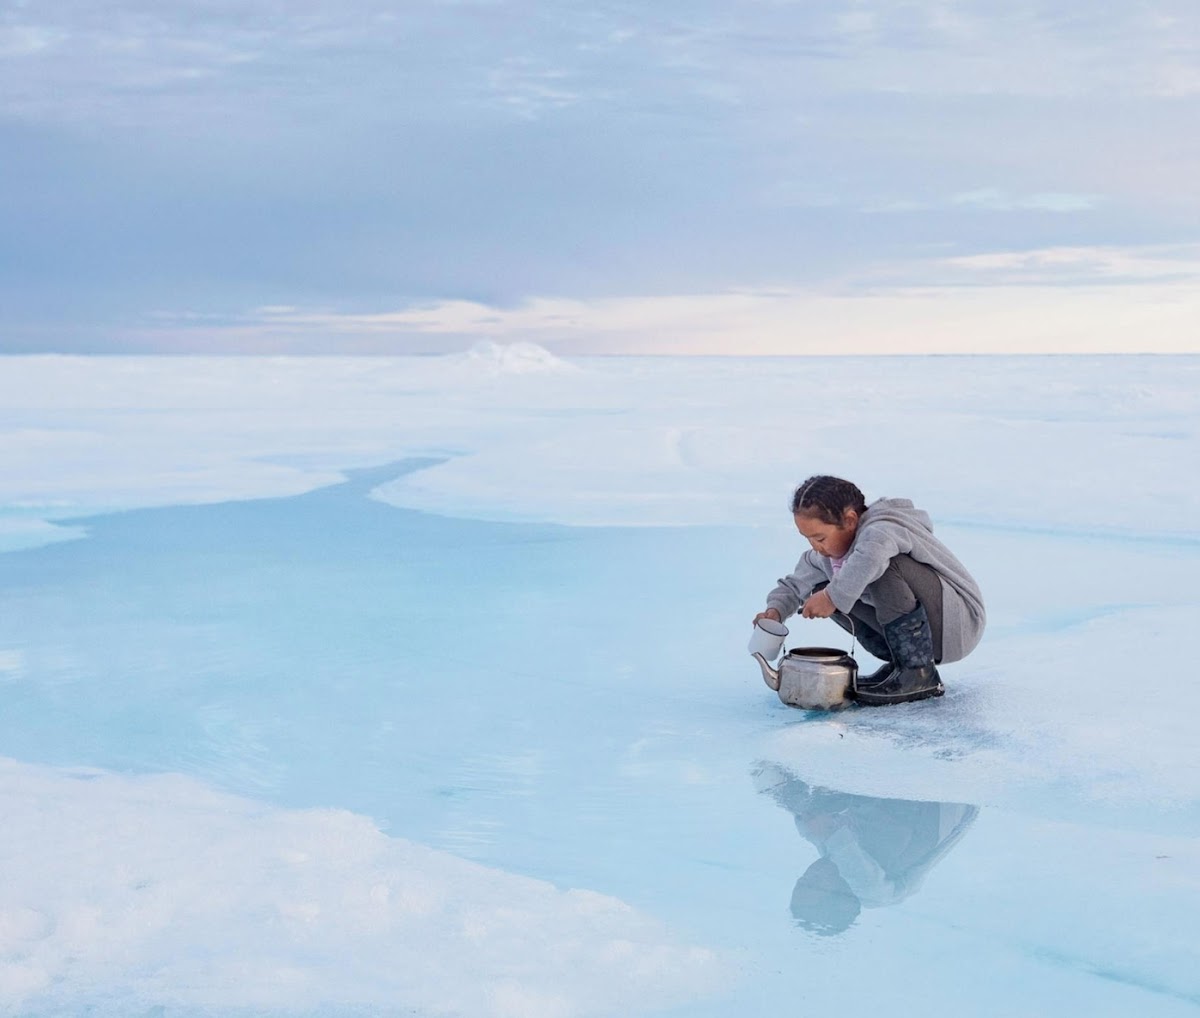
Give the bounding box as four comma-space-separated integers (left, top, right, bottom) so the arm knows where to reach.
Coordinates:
1, 349, 1198, 1016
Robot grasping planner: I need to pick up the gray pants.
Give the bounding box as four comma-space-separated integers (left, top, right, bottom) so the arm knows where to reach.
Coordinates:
815, 555, 944, 663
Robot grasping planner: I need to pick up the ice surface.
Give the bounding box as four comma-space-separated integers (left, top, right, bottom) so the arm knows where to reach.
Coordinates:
1, 352, 1198, 1016
0, 757, 724, 1016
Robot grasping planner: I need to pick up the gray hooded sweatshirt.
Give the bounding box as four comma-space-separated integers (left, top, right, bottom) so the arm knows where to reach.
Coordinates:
766, 498, 986, 663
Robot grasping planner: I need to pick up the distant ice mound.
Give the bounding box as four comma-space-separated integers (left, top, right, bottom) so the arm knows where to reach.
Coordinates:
455, 340, 579, 374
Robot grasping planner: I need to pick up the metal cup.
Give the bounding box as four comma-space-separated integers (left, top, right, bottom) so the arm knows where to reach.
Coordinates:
748, 617, 788, 660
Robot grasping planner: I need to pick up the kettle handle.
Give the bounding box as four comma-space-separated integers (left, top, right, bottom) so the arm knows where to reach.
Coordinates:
832, 610, 857, 658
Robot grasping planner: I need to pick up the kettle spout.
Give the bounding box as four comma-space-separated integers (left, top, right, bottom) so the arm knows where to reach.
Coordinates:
753, 652, 781, 691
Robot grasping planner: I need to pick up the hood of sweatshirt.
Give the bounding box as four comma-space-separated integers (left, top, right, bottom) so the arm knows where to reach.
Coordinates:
861, 497, 934, 534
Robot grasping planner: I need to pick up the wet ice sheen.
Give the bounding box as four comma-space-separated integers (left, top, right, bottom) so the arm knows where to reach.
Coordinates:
1, 354, 1199, 1016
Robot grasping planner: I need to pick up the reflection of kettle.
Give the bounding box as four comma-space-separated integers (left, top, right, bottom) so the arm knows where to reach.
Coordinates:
754, 647, 857, 710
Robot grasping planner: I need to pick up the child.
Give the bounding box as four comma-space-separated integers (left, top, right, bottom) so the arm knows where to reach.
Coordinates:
754, 475, 985, 705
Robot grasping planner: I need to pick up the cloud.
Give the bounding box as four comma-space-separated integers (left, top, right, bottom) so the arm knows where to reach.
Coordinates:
2, 1, 1199, 353
950, 188, 1101, 213
486, 58, 587, 119
861, 188, 1104, 214
938, 243, 1200, 283
5, 1, 1197, 130
0, 24, 61, 57
117, 244, 1200, 355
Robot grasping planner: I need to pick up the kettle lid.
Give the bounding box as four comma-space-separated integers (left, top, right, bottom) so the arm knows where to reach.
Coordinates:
786, 646, 852, 662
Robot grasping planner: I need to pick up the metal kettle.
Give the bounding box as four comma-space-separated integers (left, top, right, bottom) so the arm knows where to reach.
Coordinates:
753, 644, 858, 710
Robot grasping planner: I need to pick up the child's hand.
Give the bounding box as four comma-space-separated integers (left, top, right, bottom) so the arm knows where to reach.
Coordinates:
753, 608, 782, 626
801, 589, 836, 619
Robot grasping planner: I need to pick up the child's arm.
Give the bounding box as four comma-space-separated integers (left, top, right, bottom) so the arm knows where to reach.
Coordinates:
764, 552, 828, 620
825, 523, 910, 613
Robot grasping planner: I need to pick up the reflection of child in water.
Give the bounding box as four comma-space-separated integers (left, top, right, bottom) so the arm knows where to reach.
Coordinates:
755, 764, 979, 936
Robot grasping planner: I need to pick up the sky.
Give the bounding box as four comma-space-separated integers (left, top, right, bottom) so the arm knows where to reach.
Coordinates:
1, 0, 1199, 355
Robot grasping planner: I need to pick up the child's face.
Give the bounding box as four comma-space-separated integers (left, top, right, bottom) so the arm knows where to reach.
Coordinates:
794, 510, 858, 559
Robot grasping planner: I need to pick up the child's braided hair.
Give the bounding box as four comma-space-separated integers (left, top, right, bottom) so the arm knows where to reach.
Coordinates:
790, 475, 867, 525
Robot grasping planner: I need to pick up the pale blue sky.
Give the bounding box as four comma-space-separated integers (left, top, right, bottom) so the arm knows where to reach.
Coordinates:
2, 0, 1198, 353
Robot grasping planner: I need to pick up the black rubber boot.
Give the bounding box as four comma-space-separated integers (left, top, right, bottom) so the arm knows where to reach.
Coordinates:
829, 608, 892, 689
854, 604, 944, 706
851, 624, 893, 687
855, 659, 895, 688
